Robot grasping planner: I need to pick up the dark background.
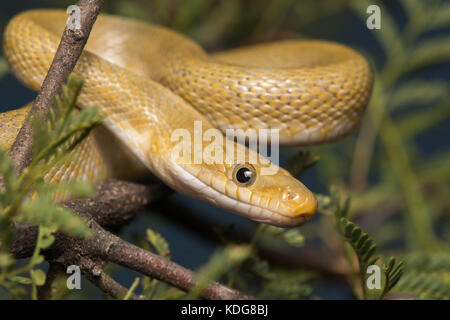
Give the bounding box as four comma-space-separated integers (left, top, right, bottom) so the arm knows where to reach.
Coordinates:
1, 0, 448, 299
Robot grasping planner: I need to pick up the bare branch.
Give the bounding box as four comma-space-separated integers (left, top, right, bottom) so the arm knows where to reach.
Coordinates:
81, 261, 146, 300
105, 236, 255, 300
9, 0, 104, 175
9, 180, 251, 300
65, 179, 171, 229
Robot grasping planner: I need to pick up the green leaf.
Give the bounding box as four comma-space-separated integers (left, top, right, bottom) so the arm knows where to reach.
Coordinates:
31, 269, 46, 287
261, 225, 285, 236
17, 197, 91, 238
146, 229, 170, 258
393, 251, 450, 299
171, 0, 212, 31
10, 276, 32, 285
382, 257, 405, 296
189, 245, 251, 298
261, 225, 305, 247
406, 36, 450, 72
241, 256, 274, 280
395, 271, 449, 299
351, 227, 362, 243
0, 147, 19, 196
426, 3, 450, 30
0, 252, 15, 269
258, 268, 314, 300
316, 194, 331, 211
389, 80, 448, 111
396, 100, 450, 139
190, 0, 242, 47
0, 67, 101, 300
32, 255, 45, 265
330, 186, 340, 210
123, 277, 140, 300
40, 233, 55, 249
356, 234, 369, 250
341, 197, 351, 218
31, 74, 104, 167
282, 229, 305, 247
40, 181, 96, 200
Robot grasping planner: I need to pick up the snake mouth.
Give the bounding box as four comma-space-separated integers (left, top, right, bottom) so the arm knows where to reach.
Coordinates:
246, 192, 317, 228
171, 163, 317, 228
218, 192, 317, 228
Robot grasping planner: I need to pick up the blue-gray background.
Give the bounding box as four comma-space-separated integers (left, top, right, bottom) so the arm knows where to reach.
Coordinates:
1, 0, 448, 299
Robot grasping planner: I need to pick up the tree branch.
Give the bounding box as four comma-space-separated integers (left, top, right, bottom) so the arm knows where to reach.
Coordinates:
79, 258, 146, 300
105, 236, 254, 300
65, 179, 171, 230
8, 0, 104, 175
10, 207, 253, 300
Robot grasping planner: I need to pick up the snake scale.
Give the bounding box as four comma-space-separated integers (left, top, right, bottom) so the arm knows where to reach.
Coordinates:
2, 10, 373, 227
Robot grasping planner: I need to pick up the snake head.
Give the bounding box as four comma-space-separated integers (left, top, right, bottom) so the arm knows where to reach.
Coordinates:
224, 162, 318, 227
170, 146, 317, 227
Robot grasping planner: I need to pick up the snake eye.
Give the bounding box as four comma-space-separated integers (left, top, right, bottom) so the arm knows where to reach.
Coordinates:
232, 163, 257, 187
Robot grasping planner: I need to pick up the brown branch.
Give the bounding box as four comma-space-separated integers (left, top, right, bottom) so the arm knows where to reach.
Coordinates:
9, 179, 169, 258
79, 258, 145, 300
65, 179, 171, 229
37, 261, 146, 300
10, 179, 251, 300
105, 236, 254, 300
8, 0, 104, 175
10, 212, 253, 300
4, 0, 251, 300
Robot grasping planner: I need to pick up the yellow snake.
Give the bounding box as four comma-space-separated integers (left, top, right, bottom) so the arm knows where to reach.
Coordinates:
2, 10, 373, 227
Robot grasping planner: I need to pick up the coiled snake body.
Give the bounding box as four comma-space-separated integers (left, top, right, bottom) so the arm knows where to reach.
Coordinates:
2, 10, 373, 227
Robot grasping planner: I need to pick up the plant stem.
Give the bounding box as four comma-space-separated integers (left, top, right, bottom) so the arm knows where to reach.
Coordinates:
123, 277, 140, 300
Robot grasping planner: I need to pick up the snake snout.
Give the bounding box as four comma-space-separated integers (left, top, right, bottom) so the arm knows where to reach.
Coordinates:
281, 187, 317, 222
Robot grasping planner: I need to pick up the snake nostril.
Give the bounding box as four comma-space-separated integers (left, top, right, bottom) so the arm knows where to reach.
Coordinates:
282, 189, 301, 201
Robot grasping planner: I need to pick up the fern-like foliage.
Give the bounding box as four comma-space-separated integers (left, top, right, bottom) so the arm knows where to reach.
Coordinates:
393, 252, 450, 299
319, 187, 405, 300
0, 75, 103, 299
339, 218, 380, 278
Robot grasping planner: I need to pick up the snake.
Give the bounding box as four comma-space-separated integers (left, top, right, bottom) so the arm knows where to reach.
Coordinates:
2, 10, 373, 227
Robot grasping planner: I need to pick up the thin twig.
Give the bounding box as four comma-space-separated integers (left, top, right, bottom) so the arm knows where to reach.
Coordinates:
82, 263, 145, 300
105, 236, 254, 300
